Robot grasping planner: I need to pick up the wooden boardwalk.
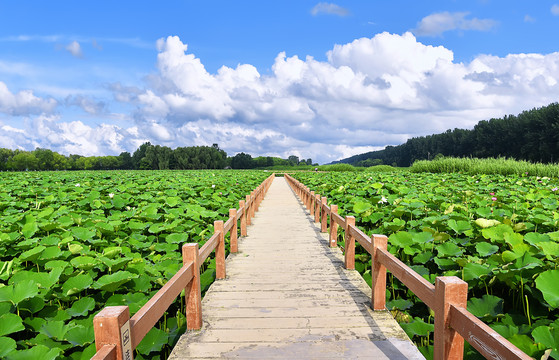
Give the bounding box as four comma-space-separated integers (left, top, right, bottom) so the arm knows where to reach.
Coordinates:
169, 177, 424, 359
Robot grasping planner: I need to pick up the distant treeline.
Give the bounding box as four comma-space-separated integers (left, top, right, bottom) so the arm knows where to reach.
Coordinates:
0, 142, 314, 171
336, 102, 559, 167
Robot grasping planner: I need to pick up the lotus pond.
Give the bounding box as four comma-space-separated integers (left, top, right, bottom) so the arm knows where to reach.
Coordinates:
0, 170, 269, 360
292, 171, 559, 359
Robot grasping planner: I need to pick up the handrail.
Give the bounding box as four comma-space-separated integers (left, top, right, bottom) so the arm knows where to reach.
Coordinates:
283, 174, 531, 360
91, 173, 275, 360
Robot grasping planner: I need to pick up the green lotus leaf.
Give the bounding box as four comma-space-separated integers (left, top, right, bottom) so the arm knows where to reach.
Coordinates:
135, 327, 169, 355
389, 231, 413, 248
448, 219, 471, 234
0, 280, 39, 305
19, 245, 46, 262
128, 220, 146, 230
537, 242, 559, 259
93, 271, 138, 292
39, 246, 63, 260
165, 196, 181, 207
536, 269, 559, 309
66, 297, 96, 317
62, 273, 93, 296
0, 336, 16, 357
37, 207, 54, 219
166, 233, 188, 244
475, 218, 501, 229
353, 201, 372, 214
386, 299, 413, 311
503, 232, 524, 248
102, 247, 122, 259
71, 227, 95, 241
481, 224, 514, 243
64, 324, 94, 346
475, 242, 499, 257
68, 243, 84, 254
401, 317, 434, 338
40, 320, 67, 340
524, 232, 551, 246
148, 223, 167, 234
19, 297, 45, 314
467, 294, 504, 320
22, 219, 39, 239
70, 256, 98, 270
0, 313, 25, 337
5, 344, 61, 360
95, 222, 115, 235
463, 262, 492, 281
436, 241, 463, 257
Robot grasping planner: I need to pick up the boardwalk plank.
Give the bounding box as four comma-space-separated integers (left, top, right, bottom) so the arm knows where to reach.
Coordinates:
169, 177, 424, 359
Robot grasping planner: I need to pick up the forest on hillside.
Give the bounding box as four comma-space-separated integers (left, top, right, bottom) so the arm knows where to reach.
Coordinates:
337, 102, 559, 167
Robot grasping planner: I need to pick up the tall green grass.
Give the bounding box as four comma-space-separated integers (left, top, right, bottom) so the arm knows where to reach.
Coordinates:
410, 157, 559, 177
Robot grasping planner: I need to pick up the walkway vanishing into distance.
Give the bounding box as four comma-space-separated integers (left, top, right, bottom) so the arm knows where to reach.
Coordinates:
169, 177, 424, 359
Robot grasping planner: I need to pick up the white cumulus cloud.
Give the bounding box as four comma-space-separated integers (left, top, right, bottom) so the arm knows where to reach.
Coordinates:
65, 41, 83, 58
552, 4, 559, 16
311, 2, 349, 16
413, 11, 497, 37
4, 32, 559, 164
0, 81, 57, 115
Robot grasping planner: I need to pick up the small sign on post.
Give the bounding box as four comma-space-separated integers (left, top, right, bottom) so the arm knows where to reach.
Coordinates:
120, 320, 133, 360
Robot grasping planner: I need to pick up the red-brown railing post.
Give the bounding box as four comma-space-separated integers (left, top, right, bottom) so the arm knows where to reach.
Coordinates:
250, 191, 256, 219
371, 234, 388, 310
309, 191, 315, 216
182, 243, 202, 330
93, 306, 132, 360
215, 220, 226, 279
329, 205, 338, 247
245, 195, 251, 225
229, 209, 238, 253
344, 216, 355, 270
239, 200, 247, 236
434, 276, 468, 360
320, 197, 327, 232
314, 194, 321, 223
305, 187, 310, 209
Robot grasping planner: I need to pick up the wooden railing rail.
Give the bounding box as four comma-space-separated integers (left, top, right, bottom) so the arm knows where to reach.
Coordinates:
91, 174, 275, 360
284, 174, 530, 360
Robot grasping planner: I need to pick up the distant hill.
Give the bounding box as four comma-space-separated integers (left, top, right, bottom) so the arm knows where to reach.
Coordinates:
333, 103, 559, 167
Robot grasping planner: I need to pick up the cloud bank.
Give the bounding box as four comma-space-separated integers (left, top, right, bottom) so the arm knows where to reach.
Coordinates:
3, 33, 559, 163
413, 12, 497, 37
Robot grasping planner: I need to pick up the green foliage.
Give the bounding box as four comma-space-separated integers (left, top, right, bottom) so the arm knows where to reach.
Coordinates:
317, 163, 364, 172
0, 170, 269, 359
334, 102, 559, 167
411, 156, 559, 177
292, 170, 559, 359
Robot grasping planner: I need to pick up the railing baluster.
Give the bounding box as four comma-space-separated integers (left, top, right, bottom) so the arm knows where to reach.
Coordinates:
93, 306, 132, 360
215, 220, 226, 279
371, 234, 388, 310
344, 216, 355, 270
320, 197, 327, 232
230, 209, 238, 253
434, 277, 468, 360
182, 243, 202, 330
239, 200, 247, 236
329, 204, 338, 247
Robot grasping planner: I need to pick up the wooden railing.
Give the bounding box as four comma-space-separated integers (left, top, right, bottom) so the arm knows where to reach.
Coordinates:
91, 174, 275, 360
284, 174, 531, 360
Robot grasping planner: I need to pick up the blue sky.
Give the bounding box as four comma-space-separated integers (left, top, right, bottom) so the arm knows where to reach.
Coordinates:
1, 1, 559, 163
